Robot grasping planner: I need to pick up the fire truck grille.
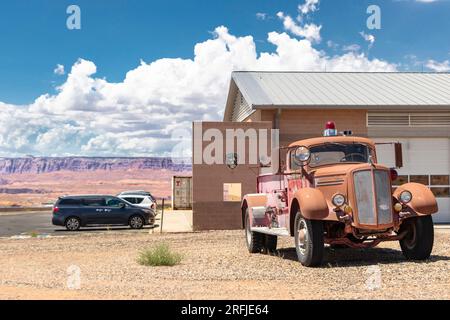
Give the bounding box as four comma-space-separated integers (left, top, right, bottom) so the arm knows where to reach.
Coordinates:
353, 170, 393, 226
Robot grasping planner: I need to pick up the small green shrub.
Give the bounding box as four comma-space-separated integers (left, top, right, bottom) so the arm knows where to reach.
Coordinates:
137, 243, 182, 267
29, 231, 39, 238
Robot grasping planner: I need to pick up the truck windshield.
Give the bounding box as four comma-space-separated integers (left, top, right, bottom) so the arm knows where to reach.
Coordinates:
305, 143, 371, 168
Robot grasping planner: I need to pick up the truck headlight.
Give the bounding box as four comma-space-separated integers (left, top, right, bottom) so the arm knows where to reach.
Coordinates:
332, 194, 346, 207
399, 190, 412, 204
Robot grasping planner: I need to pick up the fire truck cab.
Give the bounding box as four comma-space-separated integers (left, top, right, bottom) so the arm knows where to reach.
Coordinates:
242, 122, 438, 267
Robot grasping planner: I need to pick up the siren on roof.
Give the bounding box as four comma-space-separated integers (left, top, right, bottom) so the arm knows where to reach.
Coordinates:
324, 121, 337, 137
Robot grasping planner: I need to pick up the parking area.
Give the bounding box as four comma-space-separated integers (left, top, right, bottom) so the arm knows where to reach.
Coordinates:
0, 228, 449, 300
0, 209, 193, 238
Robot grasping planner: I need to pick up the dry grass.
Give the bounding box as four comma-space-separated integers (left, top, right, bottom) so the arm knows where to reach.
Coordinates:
137, 243, 182, 266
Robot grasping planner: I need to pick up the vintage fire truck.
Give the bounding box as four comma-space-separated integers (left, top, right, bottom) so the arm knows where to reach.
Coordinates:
242, 122, 438, 267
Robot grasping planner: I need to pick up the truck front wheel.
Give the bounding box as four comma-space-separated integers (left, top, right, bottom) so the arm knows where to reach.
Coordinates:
245, 209, 264, 253
294, 212, 324, 267
399, 215, 434, 260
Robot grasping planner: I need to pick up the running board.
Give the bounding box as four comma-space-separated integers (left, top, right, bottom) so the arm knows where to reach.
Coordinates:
251, 227, 290, 237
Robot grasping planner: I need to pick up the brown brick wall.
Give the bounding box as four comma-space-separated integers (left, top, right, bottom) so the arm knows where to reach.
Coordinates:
192, 122, 272, 231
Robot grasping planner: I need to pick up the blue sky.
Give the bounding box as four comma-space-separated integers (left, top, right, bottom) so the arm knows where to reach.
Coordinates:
0, 0, 449, 157
0, 0, 449, 104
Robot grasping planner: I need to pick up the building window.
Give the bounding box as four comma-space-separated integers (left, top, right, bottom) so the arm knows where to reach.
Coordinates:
409, 175, 429, 185
392, 175, 408, 186
223, 183, 242, 202
395, 174, 450, 198
431, 175, 450, 186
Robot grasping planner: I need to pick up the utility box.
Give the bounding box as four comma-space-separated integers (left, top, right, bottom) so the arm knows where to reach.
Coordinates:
172, 176, 193, 210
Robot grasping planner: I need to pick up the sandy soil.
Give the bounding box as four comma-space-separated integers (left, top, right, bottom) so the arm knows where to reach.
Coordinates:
0, 229, 449, 300
0, 169, 190, 207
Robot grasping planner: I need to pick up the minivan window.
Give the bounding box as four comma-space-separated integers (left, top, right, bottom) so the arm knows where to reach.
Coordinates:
83, 198, 106, 206
123, 197, 136, 204
105, 197, 124, 207
59, 198, 82, 206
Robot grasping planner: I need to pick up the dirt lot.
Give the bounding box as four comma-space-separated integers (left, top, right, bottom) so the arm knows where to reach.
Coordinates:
0, 229, 449, 300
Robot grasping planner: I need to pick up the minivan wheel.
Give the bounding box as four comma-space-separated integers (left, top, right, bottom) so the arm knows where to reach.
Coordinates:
129, 215, 144, 229
65, 217, 81, 231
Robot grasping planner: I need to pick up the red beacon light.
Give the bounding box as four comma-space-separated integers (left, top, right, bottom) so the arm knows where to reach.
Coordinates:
324, 121, 338, 137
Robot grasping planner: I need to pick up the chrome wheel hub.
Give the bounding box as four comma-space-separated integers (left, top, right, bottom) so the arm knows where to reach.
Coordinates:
131, 217, 142, 228
245, 214, 252, 245
297, 219, 308, 255
67, 218, 79, 230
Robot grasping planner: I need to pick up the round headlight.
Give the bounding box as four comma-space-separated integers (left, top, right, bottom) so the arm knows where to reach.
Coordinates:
294, 146, 311, 164
332, 194, 346, 207
399, 190, 412, 204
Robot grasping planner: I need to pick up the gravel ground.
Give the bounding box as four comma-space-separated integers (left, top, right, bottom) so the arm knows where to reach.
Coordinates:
0, 229, 449, 300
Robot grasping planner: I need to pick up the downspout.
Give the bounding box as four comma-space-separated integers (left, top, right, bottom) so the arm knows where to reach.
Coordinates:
274, 108, 282, 129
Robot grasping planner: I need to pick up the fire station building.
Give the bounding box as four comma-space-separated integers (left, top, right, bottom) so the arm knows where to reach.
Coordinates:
192, 71, 450, 230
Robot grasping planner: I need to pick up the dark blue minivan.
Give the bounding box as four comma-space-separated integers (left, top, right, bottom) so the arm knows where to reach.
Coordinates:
52, 195, 156, 231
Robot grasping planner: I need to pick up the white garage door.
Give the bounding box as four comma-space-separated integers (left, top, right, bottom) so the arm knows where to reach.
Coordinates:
375, 138, 450, 224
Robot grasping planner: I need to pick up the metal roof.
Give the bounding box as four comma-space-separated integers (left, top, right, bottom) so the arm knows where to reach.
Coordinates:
224, 71, 450, 121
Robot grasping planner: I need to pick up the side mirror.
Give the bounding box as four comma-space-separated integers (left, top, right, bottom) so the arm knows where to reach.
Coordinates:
293, 146, 311, 167
119, 202, 126, 209
394, 143, 403, 169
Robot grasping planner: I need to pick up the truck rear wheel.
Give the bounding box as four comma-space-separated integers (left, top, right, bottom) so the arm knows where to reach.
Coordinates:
244, 209, 264, 253
263, 235, 277, 254
399, 215, 434, 260
294, 212, 324, 267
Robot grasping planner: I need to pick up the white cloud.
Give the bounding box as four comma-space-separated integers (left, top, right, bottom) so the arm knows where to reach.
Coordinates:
299, 0, 320, 15
426, 60, 450, 72
360, 31, 375, 48
53, 64, 65, 75
0, 25, 396, 157
416, 0, 439, 3
277, 11, 322, 43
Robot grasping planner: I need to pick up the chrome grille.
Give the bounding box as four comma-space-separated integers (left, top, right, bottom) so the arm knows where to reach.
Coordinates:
354, 170, 393, 226
354, 171, 376, 225
374, 170, 393, 224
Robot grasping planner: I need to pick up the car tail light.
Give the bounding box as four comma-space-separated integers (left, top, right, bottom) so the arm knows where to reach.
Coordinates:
151, 203, 156, 209
390, 169, 398, 181
53, 206, 59, 214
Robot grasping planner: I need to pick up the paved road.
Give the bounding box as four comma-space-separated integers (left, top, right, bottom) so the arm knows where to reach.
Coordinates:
0, 211, 159, 237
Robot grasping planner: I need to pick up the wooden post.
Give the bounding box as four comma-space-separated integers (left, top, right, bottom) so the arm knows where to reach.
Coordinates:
160, 198, 165, 233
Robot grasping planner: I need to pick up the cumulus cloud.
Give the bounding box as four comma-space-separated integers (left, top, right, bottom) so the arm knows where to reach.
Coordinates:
298, 0, 320, 15
276, 0, 323, 43
276, 12, 322, 43
0, 25, 396, 157
426, 59, 450, 72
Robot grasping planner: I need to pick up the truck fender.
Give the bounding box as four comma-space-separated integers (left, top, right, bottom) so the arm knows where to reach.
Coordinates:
394, 182, 438, 215
291, 188, 329, 220
241, 194, 268, 228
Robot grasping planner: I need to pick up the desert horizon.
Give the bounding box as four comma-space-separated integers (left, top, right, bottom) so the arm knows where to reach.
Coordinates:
0, 156, 191, 207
